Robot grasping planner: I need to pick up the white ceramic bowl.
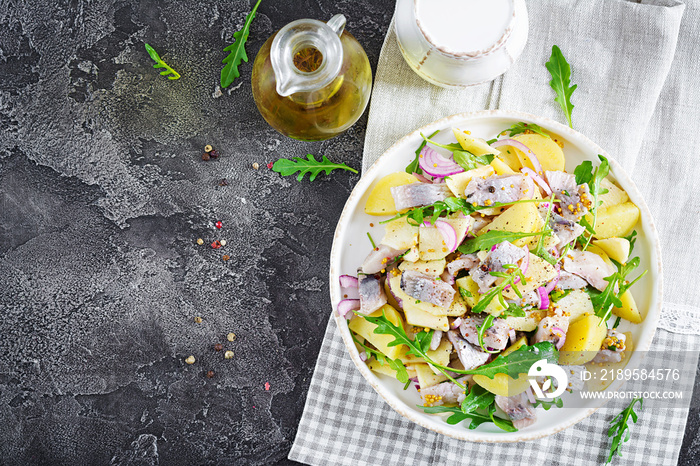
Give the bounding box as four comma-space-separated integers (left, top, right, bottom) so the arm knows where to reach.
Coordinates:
329, 110, 662, 441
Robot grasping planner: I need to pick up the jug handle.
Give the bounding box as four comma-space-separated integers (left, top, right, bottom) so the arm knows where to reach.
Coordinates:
327, 14, 346, 37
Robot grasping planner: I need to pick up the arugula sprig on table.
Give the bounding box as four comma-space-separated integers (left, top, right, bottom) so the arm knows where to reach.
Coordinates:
606, 397, 643, 464
546, 45, 577, 128
144, 44, 181, 80
272, 154, 358, 181
221, 0, 263, 88
421, 133, 495, 170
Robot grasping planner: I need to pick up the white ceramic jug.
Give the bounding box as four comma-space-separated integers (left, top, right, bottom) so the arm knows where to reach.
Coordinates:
394, 0, 528, 87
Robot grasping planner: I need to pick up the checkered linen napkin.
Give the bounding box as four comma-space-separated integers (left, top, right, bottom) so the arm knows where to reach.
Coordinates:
290, 0, 700, 464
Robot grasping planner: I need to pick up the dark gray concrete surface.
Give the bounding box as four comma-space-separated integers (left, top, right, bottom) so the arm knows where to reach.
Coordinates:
0, 1, 697, 465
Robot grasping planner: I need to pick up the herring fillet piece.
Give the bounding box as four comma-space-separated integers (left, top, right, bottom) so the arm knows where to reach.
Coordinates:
563, 249, 616, 291
400, 270, 456, 308
545, 170, 590, 221
464, 174, 533, 205
419, 377, 470, 406
446, 330, 489, 370
357, 273, 387, 315
495, 392, 537, 429
459, 316, 511, 351
361, 244, 405, 274
390, 183, 451, 211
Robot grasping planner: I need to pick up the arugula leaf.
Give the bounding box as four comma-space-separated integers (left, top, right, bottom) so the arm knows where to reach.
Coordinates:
367, 232, 377, 249
588, 256, 647, 323
533, 396, 564, 411
466, 342, 559, 379
458, 230, 546, 254
272, 154, 358, 181
533, 196, 557, 266
460, 385, 495, 414
476, 314, 497, 353
418, 404, 516, 432
458, 287, 473, 300
501, 303, 526, 318
144, 44, 181, 80
606, 397, 643, 463
221, 0, 263, 88
502, 122, 551, 139
550, 288, 572, 303
627, 232, 638, 251
386, 357, 410, 384
407, 129, 439, 175
546, 45, 577, 128
421, 133, 495, 169
574, 160, 593, 185
471, 266, 527, 320
580, 155, 610, 250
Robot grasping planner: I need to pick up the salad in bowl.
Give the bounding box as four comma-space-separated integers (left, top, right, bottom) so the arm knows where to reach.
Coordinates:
333, 113, 656, 437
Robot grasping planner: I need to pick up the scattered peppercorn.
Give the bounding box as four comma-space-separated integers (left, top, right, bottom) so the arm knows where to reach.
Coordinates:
219, 178, 228, 186
215, 221, 223, 229
214, 343, 223, 351
266, 162, 273, 169
220, 240, 227, 246
204, 145, 213, 153
201, 152, 211, 161
185, 355, 196, 365
206, 370, 215, 378
211, 240, 221, 249
194, 316, 203, 323
196, 238, 204, 245
265, 382, 270, 391
222, 255, 230, 261
209, 149, 219, 159
227, 333, 236, 342
252, 162, 260, 170
224, 350, 234, 359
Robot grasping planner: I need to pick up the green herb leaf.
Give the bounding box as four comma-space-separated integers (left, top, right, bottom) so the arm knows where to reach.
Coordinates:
458, 287, 473, 300
580, 155, 610, 250
476, 314, 497, 353
418, 404, 516, 432
574, 160, 593, 185
533, 396, 564, 411
272, 154, 358, 182
489, 404, 518, 432
386, 357, 410, 384
221, 0, 263, 88
367, 232, 377, 249
421, 133, 494, 169
144, 43, 181, 80
623, 230, 638, 253
460, 385, 495, 414
546, 45, 577, 128
458, 230, 546, 254
606, 397, 643, 463
502, 122, 551, 139
550, 288, 572, 303
501, 303, 526, 318
588, 256, 647, 323
533, 196, 558, 266
407, 129, 439, 175
465, 342, 559, 379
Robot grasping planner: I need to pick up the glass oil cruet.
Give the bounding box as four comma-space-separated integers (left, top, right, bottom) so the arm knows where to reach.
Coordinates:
251, 14, 372, 141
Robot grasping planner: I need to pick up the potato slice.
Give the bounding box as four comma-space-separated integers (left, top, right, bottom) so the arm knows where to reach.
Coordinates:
559, 314, 608, 365
478, 201, 543, 247
503, 309, 545, 331
612, 290, 642, 323
403, 302, 450, 331
454, 276, 506, 315
490, 156, 518, 175
501, 336, 528, 357
585, 332, 634, 391
592, 202, 640, 239
400, 338, 452, 366
502, 253, 557, 300
368, 359, 398, 378
381, 218, 419, 250
592, 237, 630, 264
414, 363, 448, 389
473, 373, 530, 397
512, 133, 565, 172
556, 289, 594, 323
399, 259, 446, 277
452, 128, 500, 156
599, 178, 629, 209
349, 304, 406, 359
365, 172, 418, 216
418, 226, 449, 261
445, 165, 495, 199
497, 146, 523, 171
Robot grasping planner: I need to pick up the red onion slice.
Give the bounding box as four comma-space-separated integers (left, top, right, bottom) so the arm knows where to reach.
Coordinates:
435, 220, 458, 252
537, 287, 550, 310
491, 139, 543, 174
359, 351, 368, 362
337, 299, 360, 319
544, 266, 561, 294
552, 326, 567, 350
450, 317, 463, 330
339, 275, 358, 288
520, 246, 530, 276
418, 146, 464, 177
521, 167, 552, 196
